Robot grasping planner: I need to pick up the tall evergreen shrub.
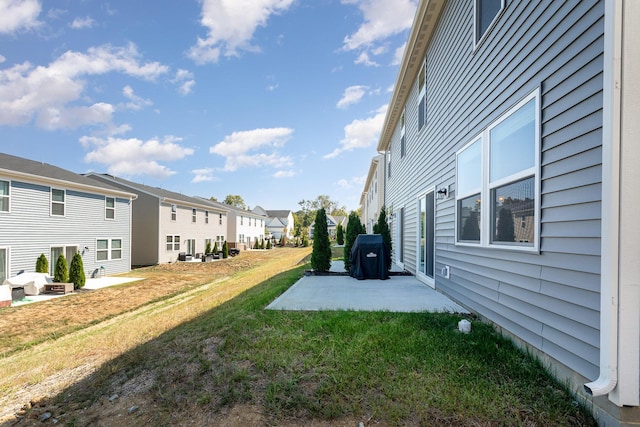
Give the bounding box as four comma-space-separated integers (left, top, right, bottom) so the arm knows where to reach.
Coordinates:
343, 211, 365, 273
69, 252, 86, 289
54, 254, 68, 283
35, 253, 48, 274
336, 224, 345, 245
222, 241, 229, 258
374, 207, 393, 271
311, 208, 331, 272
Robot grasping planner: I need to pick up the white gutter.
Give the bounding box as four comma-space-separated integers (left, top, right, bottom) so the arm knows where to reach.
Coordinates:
584, 0, 622, 399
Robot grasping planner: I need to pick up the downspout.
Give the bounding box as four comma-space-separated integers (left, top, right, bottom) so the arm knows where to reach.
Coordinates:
583, 0, 621, 398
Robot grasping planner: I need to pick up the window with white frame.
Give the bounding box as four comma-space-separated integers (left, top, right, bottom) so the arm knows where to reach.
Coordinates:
386, 150, 391, 178
105, 197, 115, 219
219, 213, 223, 225
417, 59, 426, 131
166, 235, 180, 251
400, 110, 406, 158
97, 239, 122, 261
0, 180, 9, 212
456, 90, 539, 249
51, 188, 65, 216
171, 204, 177, 221
205, 211, 209, 224
240, 216, 244, 225
475, 0, 504, 45
192, 208, 197, 223
0, 247, 7, 284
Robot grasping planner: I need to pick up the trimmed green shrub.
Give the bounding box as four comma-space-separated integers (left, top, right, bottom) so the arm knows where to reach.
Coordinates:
374, 207, 392, 272
254, 237, 260, 249
302, 235, 309, 247
344, 211, 365, 273
266, 239, 272, 249
213, 242, 219, 254
69, 252, 86, 289
336, 224, 345, 245
311, 208, 331, 272
54, 254, 68, 283
205, 241, 212, 254
222, 241, 229, 258
35, 253, 48, 274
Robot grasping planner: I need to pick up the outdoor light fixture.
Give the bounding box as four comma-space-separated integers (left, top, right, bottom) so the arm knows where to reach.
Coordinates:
437, 188, 448, 199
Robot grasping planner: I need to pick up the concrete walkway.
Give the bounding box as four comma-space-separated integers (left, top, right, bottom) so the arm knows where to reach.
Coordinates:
267, 261, 468, 313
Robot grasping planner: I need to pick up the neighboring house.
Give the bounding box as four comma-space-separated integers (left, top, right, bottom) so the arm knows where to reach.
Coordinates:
0, 153, 136, 281
86, 174, 228, 265
374, 0, 639, 424
360, 154, 385, 233
253, 206, 295, 241
309, 214, 347, 240
224, 205, 267, 249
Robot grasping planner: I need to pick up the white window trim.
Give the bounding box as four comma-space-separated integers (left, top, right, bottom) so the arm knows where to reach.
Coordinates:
105, 196, 115, 220
455, 89, 540, 252
473, 0, 506, 50
415, 189, 435, 287
166, 235, 180, 252
205, 211, 209, 224
417, 58, 427, 132
0, 179, 10, 213
51, 188, 66, 217
0, 247, 9, 283
192, 208, 197, 223
96, 238, 123, 261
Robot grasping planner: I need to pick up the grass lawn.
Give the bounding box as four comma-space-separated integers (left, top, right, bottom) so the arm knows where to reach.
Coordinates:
1, 247, 595, 425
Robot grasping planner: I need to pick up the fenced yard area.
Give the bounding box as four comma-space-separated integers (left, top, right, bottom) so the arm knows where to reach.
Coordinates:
0, 247, 595, 425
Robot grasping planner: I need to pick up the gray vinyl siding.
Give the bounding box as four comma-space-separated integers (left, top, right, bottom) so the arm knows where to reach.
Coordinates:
385, 0, 603, 379
0, 179, 132, 278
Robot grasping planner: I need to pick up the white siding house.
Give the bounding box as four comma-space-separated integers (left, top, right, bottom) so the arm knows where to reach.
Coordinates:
86, 174, 228, 265
375, 0, 640, 425
0, 153, 136, 280
225, 205, 267, 249
360, 154, 385, 233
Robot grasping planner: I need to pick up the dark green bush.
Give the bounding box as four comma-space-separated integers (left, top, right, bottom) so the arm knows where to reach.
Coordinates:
54, 254, 68, 283
311, 208, 331, 272
69, 252, 86, 289
35, 253, 49, 274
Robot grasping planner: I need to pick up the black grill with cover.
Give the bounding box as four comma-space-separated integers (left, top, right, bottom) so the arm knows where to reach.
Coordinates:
349, 234, 389, 280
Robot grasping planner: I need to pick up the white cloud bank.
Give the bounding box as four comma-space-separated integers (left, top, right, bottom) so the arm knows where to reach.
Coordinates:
0, 0, 42, 34
0, 43, 168, 129
210, 127, 294, 172
324, 104, 387, 159
188, 0, 295, 64
342, 0, 417, 66
70, 16, 95, 29
81, 135, 194, 179
337, 85, 368, 109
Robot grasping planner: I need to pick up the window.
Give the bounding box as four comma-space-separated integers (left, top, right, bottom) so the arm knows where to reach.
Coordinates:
0, 180, 9, 212
456, 90, 539, 250
166, 235, 180, 251
418, 191, 435, 279
51, 188, 65, 216
387, 150, 391, 178
105, 197, 115, 220
205, 211, 209, 224
192, 208, 197, 223
417, 60, 426, 131
219, 213, 223, 225
240, 216, 244, 225
171, 204, 177, 221
475, 0, 504, 45
97, 239, 122, 261
400, 110, 406, 157
186, 239, 196, 254
0, 248, 7, 284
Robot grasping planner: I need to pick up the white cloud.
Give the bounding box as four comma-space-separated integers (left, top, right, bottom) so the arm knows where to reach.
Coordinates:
122, 85, 153, 110
210, 127, 294, 171
273, 169, 296, 178
188, 0, 295, 64
0, 0, 42, 34
192, 168, 217, 183
70, 16, 94, 29
337, 85, 368, 109
0, 43, 168, 129
172, 69, 195, 95
342, 0, 416, 66
392, 42, 406, 65
0, 55, 5, 63
324, 104, 387, 159
81, 134, 194, 179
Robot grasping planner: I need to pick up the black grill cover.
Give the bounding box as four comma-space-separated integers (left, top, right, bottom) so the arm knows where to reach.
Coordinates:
349, 234, 389, 280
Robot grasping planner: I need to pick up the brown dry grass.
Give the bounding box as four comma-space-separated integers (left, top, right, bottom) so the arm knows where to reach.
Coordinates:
0, 247, 311, 424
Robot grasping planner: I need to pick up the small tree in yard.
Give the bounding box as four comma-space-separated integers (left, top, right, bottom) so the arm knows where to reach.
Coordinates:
222, 241, 229, 258
266, 239, 272, 249
344, 211, 365, 273
336, 223, 345, 246
35, 253, 48, 274
373, 206, 392, 272
69, 252, 86, 289
205, 241, 212, 254
311, 208, 331, 272
54, 254, 68, 283
302, 234, 309, 247
213, 242, 219, 254
254, 237, 260, 249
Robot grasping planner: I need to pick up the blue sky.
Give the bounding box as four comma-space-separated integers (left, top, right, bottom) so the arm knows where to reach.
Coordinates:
0, 0, 417, 212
